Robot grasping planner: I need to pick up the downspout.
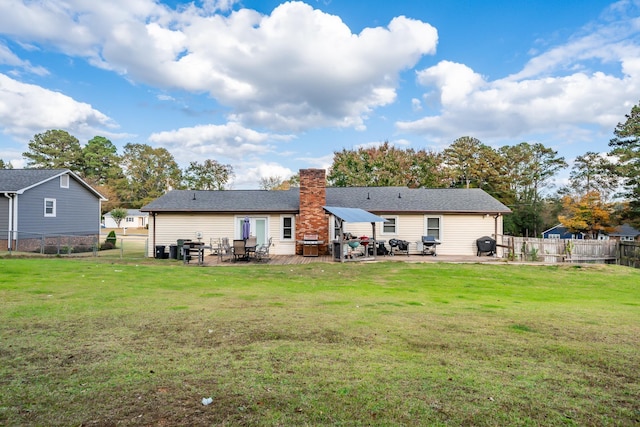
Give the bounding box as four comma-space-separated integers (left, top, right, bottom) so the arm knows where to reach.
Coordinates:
494, 213, 501, 256
152, 212, 157, 258
3, 193, 14, 251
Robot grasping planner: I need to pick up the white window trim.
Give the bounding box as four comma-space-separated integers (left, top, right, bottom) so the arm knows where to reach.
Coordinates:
280, 215, 295, 241
381, 216, 399, 235
424, 215, 443, 240
44, 198, 56, 217
60, 174, 69, 188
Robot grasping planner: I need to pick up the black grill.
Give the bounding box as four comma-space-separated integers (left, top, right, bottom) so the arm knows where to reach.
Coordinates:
476, 236, 496, 256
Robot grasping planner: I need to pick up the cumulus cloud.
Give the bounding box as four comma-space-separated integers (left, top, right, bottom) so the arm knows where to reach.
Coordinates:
0, 1, 438, 132
148, 122, 294, 165
397, 0, 640, 145
0, 73, 115, 138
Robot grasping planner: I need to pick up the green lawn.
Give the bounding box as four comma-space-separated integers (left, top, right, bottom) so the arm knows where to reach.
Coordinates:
1, 258, 639, 426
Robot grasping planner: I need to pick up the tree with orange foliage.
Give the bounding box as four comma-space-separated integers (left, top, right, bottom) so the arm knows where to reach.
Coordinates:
559, 191, 614, 239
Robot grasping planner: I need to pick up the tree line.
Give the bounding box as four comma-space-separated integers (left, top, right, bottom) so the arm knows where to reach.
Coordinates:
0, 132, 233, 213
1, 101, 638, 237
327, 101, 640, 237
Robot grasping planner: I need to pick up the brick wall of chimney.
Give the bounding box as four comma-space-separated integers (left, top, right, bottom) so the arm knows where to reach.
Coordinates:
296, 168, 329, 255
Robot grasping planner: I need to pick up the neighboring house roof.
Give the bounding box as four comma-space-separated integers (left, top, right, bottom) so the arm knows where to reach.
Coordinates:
141, 187, 511, 214
542, 224, 566, 235
609, 223, 640, 238
542, 224, 585, 237
0, 168, 106, 200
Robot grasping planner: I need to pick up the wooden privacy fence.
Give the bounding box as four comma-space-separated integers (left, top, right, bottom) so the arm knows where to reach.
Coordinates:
497, 236, 619, 264
618, 242, 640, 268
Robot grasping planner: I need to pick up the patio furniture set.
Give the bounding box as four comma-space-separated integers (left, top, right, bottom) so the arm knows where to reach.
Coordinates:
216, 237, 273, 262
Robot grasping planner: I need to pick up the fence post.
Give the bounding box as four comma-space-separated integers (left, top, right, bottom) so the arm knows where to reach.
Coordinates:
120, 238, 124, 259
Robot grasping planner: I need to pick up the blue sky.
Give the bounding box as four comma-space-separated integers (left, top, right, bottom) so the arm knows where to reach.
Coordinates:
0, 0, 638, 188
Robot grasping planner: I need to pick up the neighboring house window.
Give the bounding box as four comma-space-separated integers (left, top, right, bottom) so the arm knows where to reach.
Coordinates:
281, 216, 294, 240
548, 234, 561, 239
382, 217, 397, 234
60, 174, 69, 188
621, 236, 634, 242
425, 216, 441, 239
44, 198, 56, 217
126, 217, 134, 223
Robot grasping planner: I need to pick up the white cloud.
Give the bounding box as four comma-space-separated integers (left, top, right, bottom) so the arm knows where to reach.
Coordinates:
397, 0, 640, 146
233, 162, 295, 189
0, 1, 438, 133
0, 73, 115, 138
0, 43, 48, 76
148, 122, 294, 166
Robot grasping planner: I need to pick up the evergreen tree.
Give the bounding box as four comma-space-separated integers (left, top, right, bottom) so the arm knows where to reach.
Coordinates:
23, 129, 83, 171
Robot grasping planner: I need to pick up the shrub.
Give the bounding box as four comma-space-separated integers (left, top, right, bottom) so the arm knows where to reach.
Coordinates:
100, 242, 115, 250
105, 231, 117, 245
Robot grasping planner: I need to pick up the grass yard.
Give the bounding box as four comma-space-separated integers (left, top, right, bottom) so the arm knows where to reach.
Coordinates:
0, 258, 639, 426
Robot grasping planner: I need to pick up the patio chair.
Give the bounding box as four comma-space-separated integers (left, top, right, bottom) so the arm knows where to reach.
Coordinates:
218, 238, 232, 262
232, 239, 247, 261
255, 237, 273, 262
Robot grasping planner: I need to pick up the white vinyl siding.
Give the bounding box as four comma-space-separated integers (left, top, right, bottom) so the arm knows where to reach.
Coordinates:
342, 213, 501, 256
147, 213, 296, 257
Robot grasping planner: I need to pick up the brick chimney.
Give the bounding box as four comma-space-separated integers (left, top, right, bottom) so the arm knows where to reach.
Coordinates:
297, 169, 329, 255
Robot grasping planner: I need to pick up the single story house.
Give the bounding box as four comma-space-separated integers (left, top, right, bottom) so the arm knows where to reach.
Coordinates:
141, 169, 511, 258
103, 209, 149, 229
542, 225, 585, 240
608, 223, 640, 242
0, 169, 106, 251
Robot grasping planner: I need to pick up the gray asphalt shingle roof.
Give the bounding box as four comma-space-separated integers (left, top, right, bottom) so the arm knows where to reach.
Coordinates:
141, 189, 301, 212
0, 169, 69, 192
0, 169, 106, 199
609, 223, 640, 237
141, 187, 511, 214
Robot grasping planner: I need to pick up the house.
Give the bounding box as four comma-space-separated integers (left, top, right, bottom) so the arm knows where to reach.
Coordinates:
141, 169, 511, 258
103, 209, 149, 229
0, 169, 106, 251
608, 223, 640, 242
542, 224, 584, 240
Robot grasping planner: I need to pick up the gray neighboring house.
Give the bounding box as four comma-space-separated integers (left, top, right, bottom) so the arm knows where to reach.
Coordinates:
141, 168, 511, 257
0, 169, 106, 251
608, 223, 640, 242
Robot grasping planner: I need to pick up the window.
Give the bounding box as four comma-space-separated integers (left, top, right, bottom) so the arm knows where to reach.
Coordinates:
281, 216, 294, 240
126, 217, 134, 223
425, 216, 441, 240
60, 174, 69, 188
44, 198, 56, 217
548, 234, 561, 239
382, 217, 397, 234
621, 236, 634, 242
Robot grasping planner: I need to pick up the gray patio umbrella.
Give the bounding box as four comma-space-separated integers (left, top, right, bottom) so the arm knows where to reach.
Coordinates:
242, 216, 250, 240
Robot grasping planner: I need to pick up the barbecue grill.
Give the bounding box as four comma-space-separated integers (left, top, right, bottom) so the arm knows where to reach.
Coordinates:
389, 238, 409, 256
421, 235, 440, 256
476, 236, 496, 256
299, 233, 323, 257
